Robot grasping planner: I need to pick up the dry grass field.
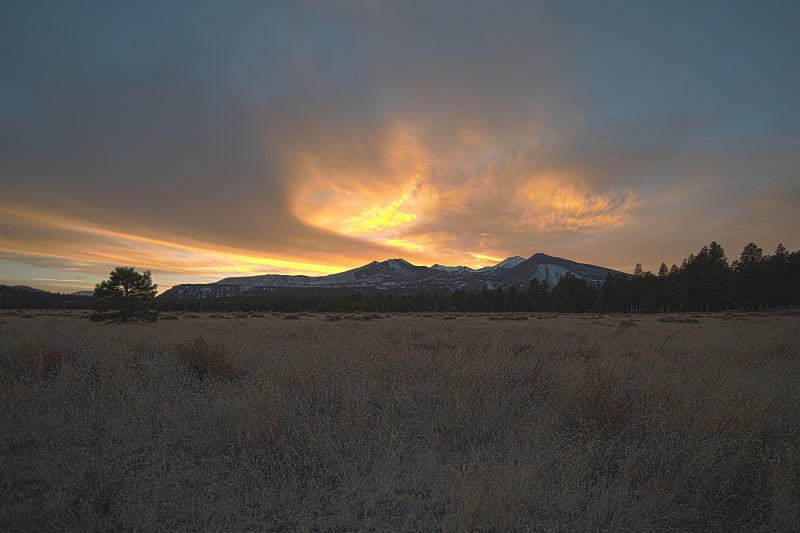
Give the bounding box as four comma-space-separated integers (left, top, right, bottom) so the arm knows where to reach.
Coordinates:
1, 310, 799, 531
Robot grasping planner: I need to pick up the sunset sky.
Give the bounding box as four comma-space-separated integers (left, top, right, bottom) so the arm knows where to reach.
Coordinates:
2, 1, 799, 293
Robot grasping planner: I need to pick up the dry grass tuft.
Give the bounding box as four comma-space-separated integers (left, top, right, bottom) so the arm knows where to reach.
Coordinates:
1, 341, 68, 382
175, 336, 242, 380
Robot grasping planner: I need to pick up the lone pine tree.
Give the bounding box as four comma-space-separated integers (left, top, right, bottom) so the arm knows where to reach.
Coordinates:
91, 266, 158, 322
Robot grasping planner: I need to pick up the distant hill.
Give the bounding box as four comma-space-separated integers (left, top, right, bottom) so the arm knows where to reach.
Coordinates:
0, 285, 94, 309
160, 253, 625, 300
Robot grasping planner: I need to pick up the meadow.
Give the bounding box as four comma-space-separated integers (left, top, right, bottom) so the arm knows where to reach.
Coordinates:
1, 310, 798, 531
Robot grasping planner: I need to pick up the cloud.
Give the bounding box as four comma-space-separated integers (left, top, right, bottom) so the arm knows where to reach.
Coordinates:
0, 1, 799, 288
285, 122, 643, 268
0, 206, 358, 291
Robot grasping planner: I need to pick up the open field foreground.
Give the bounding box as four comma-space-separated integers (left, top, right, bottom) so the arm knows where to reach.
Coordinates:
1, 311, 799, 530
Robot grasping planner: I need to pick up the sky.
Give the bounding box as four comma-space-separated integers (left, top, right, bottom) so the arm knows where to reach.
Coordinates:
2, 1, 799, 293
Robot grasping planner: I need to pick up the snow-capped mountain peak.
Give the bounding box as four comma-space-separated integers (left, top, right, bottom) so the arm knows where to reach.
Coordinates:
477, 255, 525, 273
493, 256, 525, 270
385, 258, 415, 271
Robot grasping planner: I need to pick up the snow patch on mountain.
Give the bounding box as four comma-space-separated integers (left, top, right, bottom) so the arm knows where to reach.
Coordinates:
386, 258, 415, 272
71, 291, 95, 298
476, 256, 525, 273
535, 264, 572, 287
431, 264, 469, 274
493, 256, 526, 270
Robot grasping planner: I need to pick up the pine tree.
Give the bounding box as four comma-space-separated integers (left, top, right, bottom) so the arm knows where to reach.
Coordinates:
772, 243, 790, 306
734, 243, 766, 309
91, 267, 158, 322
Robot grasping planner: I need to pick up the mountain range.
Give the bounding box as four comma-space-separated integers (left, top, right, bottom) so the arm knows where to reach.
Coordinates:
160, 253, 626, 299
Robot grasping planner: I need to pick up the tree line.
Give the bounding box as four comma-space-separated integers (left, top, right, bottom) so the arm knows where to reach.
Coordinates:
598, 241, 799, 313
157, 241, 800, 315
9, 240, 795, 318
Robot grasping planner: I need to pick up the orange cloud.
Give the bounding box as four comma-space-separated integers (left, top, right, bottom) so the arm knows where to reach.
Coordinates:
287, 126, 641, 268
514, 175, 638, 231
291, 127, 439, 252
471, 253, 504, 263
336, 181, 419, 234
0, 206, 351, 291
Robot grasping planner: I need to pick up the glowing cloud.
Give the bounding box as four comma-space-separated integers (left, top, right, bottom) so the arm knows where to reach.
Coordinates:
337, 181, 419, 235
288, 124, 641, 269
291, 127, 439, 252
472, 253, 504, 263
0, 206, 351, 292
515, 176, 638, 231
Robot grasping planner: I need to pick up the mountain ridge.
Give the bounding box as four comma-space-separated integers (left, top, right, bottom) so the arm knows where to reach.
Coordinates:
160, 253, 626, 299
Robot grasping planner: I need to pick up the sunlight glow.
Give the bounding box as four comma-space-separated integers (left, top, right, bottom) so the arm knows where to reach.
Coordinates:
382, 238, 425, 252
0, 206, 349, 291
291, 127, 437, 253
289, 126, 640, 266
472, 253, 504, 263
340, 188, 418, 234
